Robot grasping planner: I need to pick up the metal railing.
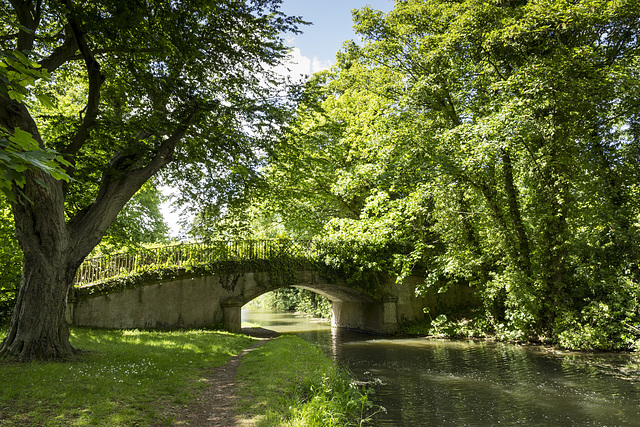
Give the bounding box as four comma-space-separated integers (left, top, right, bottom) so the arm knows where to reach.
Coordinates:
73, 239, 313, 286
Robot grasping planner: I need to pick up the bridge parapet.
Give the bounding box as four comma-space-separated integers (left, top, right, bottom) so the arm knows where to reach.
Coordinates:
74, 239, 313, 286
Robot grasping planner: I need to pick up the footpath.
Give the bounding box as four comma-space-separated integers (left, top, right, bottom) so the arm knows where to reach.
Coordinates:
174, 327, 279, 426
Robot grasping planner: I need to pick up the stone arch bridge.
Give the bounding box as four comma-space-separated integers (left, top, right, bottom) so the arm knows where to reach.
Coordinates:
66, 240, 477, 334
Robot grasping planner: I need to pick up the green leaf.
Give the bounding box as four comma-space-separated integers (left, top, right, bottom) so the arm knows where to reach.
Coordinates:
35, 93, 55, 109
10, 50, 32, 67
8, 128, 38, 151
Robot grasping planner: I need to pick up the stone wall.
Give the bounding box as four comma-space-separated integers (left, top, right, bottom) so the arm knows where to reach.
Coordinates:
67, 276, 229, 329
67, 271, 480, 333
389, 275, 481, 324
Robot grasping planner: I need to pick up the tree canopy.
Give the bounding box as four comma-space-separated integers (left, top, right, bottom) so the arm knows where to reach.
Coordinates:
0, 0, 302, 361
207, 0, 640, 350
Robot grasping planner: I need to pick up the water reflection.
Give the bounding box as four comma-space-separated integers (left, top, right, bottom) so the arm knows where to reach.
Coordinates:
242, 309, 640, 426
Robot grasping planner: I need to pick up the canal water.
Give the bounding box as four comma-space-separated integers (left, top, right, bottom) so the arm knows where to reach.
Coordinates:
242, 308, 640, 426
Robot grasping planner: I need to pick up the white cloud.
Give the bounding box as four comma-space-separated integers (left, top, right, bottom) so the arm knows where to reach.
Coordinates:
312, 57, 333, 73
274, 47, 332, 81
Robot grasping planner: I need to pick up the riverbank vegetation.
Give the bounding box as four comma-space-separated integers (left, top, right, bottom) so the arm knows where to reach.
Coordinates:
237, 335, 379, 426
0, 328, 374, 425
247, 288, 333, 319
193, 0, 640, 352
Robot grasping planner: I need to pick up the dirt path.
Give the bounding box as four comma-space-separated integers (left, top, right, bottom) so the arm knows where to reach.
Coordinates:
169, 328, 279, 426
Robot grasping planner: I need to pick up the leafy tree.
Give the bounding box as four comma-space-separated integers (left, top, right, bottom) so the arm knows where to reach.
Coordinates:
220, 0, 640, 349
346, 0, 640, 347
0, 198, 20, 324
0, 0, 301, 361
249, 288, 332, 319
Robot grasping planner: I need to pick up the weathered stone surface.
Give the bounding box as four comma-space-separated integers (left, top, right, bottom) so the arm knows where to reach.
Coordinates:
67, 271, 480, 334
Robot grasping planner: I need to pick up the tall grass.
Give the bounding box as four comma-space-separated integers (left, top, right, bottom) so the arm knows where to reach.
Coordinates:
0, 327, 254, 425
236, 335, 379, 426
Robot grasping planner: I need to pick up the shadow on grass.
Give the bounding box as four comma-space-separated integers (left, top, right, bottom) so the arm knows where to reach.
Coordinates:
0, 327, 255, 426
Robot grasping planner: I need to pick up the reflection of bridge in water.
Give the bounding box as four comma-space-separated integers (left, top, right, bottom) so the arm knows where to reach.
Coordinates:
67, 239, 479, 334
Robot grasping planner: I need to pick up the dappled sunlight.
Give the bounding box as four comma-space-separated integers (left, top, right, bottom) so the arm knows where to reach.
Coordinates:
2, 327, 255, 425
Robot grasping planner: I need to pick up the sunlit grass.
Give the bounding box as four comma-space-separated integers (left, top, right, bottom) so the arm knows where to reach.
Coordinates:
236, 335, 378, 426
0, 327, 254, 426
241, 320, 261, 328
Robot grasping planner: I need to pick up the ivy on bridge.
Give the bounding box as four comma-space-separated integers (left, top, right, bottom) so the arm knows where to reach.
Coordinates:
73, 240, 316, 287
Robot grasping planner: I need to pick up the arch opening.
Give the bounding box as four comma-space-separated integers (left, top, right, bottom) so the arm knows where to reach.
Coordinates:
244, 287, 333, 320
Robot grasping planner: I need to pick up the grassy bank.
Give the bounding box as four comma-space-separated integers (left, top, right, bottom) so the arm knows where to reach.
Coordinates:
236, 335, 379, 426
1, 328, 377, 426
0, 328, 254, 425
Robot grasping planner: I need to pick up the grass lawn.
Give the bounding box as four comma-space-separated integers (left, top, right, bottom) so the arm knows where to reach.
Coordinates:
0, 327, 254, 426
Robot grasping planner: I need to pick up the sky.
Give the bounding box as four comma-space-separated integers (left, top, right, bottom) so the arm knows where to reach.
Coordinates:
277, 0, 395, 77
161, 0, 395, 237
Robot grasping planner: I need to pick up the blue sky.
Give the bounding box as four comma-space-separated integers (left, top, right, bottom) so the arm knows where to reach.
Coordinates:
277, 0, 394, 76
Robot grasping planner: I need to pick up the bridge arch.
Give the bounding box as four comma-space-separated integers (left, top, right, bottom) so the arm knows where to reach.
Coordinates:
67, 240, 480, 334
68, 269, 400, 334
218, 270, 398, 334
234, 269, 377, 308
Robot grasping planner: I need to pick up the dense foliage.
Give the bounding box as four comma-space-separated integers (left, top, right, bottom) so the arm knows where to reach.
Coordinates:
248, 288, 333, 319
208, 0, 640, 350
0, 0, 302, 360
0, 200, 19, 324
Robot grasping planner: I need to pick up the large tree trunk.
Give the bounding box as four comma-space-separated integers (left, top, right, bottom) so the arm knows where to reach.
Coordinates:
0, 170, 85, 361
1, 255, 78, 361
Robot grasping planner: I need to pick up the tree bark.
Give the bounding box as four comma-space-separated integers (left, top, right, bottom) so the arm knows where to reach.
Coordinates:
0, 170, 81, 361
0, 255, 79, 361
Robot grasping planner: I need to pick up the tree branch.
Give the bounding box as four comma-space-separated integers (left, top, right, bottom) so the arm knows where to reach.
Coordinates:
38, 33, 78, 73
10, 0, 38, 51
67, 108, 199, 256
61, 0, 105, 158
40, 46, 157, 73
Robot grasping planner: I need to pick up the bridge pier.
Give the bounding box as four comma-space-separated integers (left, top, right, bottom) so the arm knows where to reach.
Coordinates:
222, 298, 243, 333
331, 295, 398, 334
